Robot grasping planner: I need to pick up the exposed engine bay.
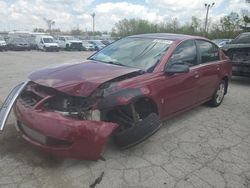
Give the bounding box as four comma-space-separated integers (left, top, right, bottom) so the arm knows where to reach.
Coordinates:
18, 70, 145, 123
223, 46, 250, 77
225, 47, 250, 64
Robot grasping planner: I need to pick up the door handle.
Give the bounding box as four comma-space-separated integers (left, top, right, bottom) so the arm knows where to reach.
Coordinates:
194, 71, 200, 79
216, 65, 220, 71
194, 74, 200, 79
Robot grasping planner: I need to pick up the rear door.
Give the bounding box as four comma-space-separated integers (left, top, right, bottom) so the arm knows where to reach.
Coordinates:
195, 40, 221, 102
162, 40, 200, 116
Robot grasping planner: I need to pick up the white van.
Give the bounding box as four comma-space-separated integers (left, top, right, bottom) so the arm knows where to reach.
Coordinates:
36, 35, 59, 51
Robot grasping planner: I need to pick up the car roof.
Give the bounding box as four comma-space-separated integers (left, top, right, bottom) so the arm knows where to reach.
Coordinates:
88, 40, 102, 41
39, 35, 53, 38
128, 33, 205, 41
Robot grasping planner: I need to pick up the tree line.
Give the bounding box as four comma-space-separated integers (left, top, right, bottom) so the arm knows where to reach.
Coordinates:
111, 10, 250, 39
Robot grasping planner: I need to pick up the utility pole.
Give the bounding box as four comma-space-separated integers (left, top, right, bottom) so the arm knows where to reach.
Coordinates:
91, 12, 95, 35
204, 2, 215, 33
43, 18, 55, 34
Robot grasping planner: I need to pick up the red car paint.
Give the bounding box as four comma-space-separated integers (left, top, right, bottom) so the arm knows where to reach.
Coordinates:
29, 61, 140, 97
15, 99, 117, 160
14, 34, 232, 160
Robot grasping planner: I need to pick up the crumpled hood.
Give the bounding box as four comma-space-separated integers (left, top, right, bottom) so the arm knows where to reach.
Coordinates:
28, 60, 140, 97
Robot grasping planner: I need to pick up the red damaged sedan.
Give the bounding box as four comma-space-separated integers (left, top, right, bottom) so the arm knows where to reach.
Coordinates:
0, 33, 232, 160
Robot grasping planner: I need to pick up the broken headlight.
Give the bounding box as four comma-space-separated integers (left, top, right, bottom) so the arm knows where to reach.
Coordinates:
43, 95, 100, 121
85, 109, 101, 121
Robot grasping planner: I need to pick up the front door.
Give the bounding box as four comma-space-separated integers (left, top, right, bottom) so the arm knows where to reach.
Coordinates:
162, 40, 200, 117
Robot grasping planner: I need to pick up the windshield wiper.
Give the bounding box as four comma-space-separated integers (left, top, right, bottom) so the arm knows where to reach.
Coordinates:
88, 57, 95, 60
88, 58, 126, 67
106, 61, 126, 67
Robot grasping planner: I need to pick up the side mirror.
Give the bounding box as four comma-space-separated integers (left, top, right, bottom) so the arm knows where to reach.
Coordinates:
165, 64, 190, 74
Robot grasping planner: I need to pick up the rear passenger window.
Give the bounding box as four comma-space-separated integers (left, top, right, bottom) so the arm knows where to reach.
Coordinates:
196, 40, 219, 63
168, 40, 198, 67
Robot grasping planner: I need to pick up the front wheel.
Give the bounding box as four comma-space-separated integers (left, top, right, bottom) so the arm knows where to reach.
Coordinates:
109, 99, 161, 149
207, 80, 226, 107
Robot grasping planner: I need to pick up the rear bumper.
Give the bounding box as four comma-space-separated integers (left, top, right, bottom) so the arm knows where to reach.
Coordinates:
12, 46, 30, 50
69, 43, 82, 50
0, 45, 7, 50
45, 46, 59, 51
14, 100, 118, 160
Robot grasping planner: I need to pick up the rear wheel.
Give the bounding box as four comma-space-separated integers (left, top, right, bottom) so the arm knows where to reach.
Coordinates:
66, 44, 70, 51
207, 80, 226, 107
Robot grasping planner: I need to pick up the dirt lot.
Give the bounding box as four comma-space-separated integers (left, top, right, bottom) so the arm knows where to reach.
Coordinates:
0, 51, 250, 188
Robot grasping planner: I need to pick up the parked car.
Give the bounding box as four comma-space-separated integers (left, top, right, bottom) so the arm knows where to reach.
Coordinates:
7, 37, 30, 51
88, 40, 106, 51
222, 32, 250, 77
0, 33, 232, 160
36, 35, 59, 52
55, 36, 83, 51
26, 35, 37, 50
101, 40, 111, 46
0, 36, 7, 51
212, 39, 233, 48
82, 40, 95, 51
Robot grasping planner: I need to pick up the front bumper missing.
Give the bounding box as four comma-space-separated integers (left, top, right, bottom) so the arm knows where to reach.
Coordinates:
0, 81, 29, 131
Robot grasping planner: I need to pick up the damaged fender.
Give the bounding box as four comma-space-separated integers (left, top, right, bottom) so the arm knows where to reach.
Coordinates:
0, 81, 29, 131
98, 87, 151, 109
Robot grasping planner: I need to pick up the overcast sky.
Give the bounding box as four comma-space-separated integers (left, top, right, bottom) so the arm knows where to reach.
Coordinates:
0, 0, 249, 32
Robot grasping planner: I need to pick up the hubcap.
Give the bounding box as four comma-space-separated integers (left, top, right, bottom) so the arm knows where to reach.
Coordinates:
216, 83, 225, 104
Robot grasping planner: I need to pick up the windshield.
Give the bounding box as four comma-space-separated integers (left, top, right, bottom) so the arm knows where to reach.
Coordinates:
13, 38, 26, 43
43, 38, 54, 43
232, 33, 250, 44
90, 37, 173, 71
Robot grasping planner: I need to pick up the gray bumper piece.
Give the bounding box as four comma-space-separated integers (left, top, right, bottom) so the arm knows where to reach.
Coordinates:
0, 81, 29, 131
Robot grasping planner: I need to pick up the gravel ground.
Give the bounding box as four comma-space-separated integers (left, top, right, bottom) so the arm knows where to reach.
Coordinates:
0, 51, 249, 188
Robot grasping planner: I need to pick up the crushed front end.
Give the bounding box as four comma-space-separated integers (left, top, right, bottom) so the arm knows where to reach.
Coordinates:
13, 82, 118, 160
225, 47, 250, 77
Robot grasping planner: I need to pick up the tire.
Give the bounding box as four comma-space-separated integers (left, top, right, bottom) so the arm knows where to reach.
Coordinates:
114, 113, 161, 149
207, 80, 226, 107
66, 44, 70, 51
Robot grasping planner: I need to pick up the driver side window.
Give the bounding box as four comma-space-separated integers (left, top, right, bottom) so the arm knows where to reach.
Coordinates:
168, 40, 198, 67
